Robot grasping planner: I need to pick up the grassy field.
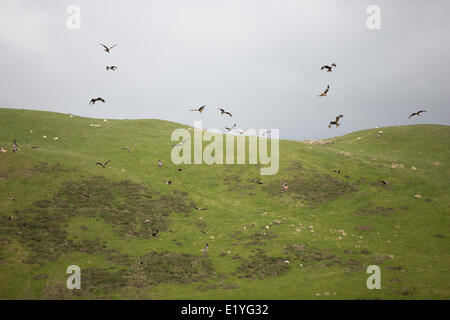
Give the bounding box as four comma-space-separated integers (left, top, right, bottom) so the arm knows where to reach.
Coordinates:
0, 108, 448, 299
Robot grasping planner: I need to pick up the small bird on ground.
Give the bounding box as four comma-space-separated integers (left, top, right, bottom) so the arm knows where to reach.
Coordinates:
178, 168, 186, 172
280, 182, 289, 193
333, 169, 341, 174
408, 110, 426, 119
218, 108, 232, 117
96, 160, 111, 168
106, 66, 118, 71
318, 85, 330, 97
152, 229, 159, 237
12, 140, 19, 152
252, 180, 264, 185
89, 97, 105, 105
122, 147, 131, 153
202, 243, 209, 253
329, 115, 344, 128
0, 146, 6, 153
321, 63, 336, 72
190, 105, 206, 113
158, 160, 163, 167
225, 124, 236, 132
99, 44, 117, 53
10, 194, 15, 201
164, 180, 172, 185
194, 206, 207, 211
82, 193, 92, 198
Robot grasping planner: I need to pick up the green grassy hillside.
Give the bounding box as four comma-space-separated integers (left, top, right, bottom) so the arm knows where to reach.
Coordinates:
0, 108, 448, 299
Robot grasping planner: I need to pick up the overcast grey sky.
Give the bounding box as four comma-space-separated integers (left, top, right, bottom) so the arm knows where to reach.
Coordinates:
0, 0, 449, 140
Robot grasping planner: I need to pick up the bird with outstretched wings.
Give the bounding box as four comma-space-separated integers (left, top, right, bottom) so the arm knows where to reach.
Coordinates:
408, 110, 426, 119
225, 124, 236, 132
96, 160, 111, 168
218, 108, 232, 117
90, 97, 105, 105
321, 63, 336, 72
190, 105, 206, 113
99, 44, 117, 53
318, 85, 330, 97
329, 114, 343, 128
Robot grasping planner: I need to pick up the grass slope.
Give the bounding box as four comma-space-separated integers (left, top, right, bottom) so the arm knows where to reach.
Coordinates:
0, 108, 448, 299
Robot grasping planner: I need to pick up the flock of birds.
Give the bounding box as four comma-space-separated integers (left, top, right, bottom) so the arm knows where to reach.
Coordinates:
87, 46, 428, 134
316, 62, 426, 129
3, 45, 430, 254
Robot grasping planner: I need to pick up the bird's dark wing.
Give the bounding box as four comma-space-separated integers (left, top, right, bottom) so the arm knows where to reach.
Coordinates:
321, 65, 329, 70
96, 162, 104, 167
104, 160, 111, 166
408, 113, 416, 118
99, 44, 109, 50
109, 44, 117, 49
219, 108, 224, 113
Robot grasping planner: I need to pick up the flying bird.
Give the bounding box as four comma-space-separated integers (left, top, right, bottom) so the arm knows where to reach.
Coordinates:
190, 105, 206, 113
106, 66, 118, 71
96, 160, 111, 168
408, 110, 426, 119
225, 124, 236, 132
89, 97, 105, 105
99, 44, 117, 53
318, 85, 330, 97
321, 63, 336, 72
201, 243, 209, 253
218, 108, 232, 117
329, 115, 344, 128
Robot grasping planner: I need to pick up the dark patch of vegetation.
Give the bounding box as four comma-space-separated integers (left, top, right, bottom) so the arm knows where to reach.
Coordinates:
284, 243, 341, 267
0, 177, 193, 263
236, 249, 290, 279
231, 228, 278, 246
263, 174, 358, 204
354, 206, 397, 217
134, 251, 215, 285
